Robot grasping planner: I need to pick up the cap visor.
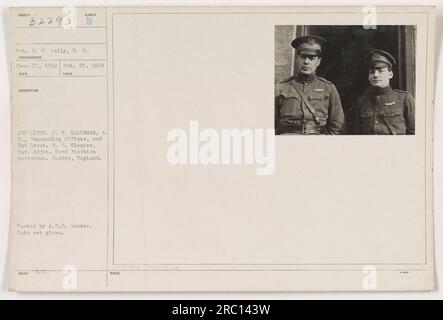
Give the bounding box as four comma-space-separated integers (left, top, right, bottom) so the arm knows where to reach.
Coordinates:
369, 62, 390, 69
298, 50, 319, 56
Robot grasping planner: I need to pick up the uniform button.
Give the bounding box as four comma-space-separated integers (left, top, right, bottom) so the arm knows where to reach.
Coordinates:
376, 96, 381, 100
375, 120, 379, 124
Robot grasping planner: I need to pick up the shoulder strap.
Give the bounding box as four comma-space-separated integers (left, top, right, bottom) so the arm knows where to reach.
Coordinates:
290, 81, 321, 125
317, 76, 332, 85
279, 75, 295, 83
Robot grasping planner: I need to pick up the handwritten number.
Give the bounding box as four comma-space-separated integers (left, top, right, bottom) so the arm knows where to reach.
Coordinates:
56, 16, 63, 27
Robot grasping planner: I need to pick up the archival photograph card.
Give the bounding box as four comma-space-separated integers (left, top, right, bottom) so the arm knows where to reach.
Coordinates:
8, 6, 436, 291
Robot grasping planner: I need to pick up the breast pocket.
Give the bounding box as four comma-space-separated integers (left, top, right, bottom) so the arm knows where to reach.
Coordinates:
280, 93, 301, 117
359, 112, 374, 133
384, 107, 406, 134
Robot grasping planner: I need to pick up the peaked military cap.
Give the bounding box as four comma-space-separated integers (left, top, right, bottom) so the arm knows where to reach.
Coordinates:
365, 49, 396, 69
291, 35, 325, 56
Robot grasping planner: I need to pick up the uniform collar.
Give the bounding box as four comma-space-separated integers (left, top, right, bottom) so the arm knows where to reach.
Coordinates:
294, 72, 317, 83
371, 85, 392, 95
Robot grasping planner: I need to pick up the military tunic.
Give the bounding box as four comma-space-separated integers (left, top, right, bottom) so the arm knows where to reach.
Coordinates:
275, 74, 344, 135
350, 86, 415, 135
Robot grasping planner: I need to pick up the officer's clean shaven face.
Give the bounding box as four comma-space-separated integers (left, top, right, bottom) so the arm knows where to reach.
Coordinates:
368, 66, 393, 88
295, 53, 321, 75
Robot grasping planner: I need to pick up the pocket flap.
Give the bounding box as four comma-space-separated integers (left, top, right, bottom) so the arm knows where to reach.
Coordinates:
279, 85, 300, 99
309, 92, 329, 101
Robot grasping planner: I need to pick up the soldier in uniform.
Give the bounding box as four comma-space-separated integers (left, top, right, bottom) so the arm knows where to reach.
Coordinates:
350, 49, 415, 135
275, 35, 344, 135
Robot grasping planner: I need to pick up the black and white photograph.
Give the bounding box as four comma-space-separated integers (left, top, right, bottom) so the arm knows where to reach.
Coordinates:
275, 25, 416, 135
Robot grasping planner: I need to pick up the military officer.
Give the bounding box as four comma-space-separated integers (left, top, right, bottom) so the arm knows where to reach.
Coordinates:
350, 49, 415, 135
275, 35, 344, 135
